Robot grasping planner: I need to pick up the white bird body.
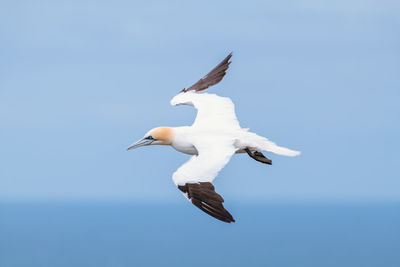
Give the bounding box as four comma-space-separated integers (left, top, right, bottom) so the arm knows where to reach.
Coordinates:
127, 53, 300, 223
169, 91, 300, 186
171, 126, 299, 156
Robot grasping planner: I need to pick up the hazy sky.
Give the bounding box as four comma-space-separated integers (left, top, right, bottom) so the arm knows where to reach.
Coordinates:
1, 0, 399, 201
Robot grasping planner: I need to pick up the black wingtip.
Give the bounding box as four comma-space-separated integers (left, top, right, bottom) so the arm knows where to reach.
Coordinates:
182, 52, 233, 93
178, 182, 236, 223
225, 52, 233, 64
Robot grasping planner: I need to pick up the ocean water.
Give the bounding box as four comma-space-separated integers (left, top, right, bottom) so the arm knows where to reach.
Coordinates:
0, 202, 399, 267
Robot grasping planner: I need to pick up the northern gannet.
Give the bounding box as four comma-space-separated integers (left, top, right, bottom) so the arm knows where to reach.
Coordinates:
127, 53, 300, 223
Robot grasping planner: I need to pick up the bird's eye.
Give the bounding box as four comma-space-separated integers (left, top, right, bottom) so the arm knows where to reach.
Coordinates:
146, 136, 154, 140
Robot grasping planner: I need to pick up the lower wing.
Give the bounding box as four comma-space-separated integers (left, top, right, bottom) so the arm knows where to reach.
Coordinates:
172, 138, 236, 223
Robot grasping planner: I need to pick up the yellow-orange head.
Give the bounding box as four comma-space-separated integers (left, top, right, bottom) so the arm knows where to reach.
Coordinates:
127, 127, 173, 150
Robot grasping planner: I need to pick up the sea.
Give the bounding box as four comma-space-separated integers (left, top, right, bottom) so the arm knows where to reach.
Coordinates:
0, 202, 399, 267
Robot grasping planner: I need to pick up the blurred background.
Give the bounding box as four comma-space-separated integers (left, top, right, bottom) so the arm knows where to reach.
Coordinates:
1, 0, 399, 266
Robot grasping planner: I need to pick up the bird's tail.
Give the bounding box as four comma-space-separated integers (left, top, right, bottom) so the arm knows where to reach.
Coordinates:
263, 142, 301, 157
240, 131, 301, 157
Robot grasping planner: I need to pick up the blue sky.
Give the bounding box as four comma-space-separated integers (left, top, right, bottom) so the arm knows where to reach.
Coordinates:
1, 0, 399, 202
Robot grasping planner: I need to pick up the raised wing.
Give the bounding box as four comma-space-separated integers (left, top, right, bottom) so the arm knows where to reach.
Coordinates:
172, 138, 236, 223
170, 92, 241, 130
181, 53, 232, 93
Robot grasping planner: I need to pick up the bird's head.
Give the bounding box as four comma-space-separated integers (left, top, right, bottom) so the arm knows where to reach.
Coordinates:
126, 127, 173, 151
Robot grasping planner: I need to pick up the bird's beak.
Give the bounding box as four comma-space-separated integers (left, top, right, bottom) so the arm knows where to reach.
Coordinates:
126, 138, 153, 151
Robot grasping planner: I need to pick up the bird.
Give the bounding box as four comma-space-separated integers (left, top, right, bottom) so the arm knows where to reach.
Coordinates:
127, 53, 300, 223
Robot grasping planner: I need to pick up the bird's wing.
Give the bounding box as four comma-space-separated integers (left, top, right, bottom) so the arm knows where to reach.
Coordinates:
170, 92, 241, 130
182, 53, 232, 93
172, 138, 236, 223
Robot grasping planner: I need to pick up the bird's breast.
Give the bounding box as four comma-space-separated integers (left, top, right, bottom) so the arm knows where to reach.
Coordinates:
171, 140, 198, 155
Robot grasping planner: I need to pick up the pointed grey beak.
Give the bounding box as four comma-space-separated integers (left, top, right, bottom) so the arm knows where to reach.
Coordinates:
126, 138, 153, 151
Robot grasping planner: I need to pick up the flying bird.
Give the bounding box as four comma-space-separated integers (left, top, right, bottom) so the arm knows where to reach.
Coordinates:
127, 53, 300, 223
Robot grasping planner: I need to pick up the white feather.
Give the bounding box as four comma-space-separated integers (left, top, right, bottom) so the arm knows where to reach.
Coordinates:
171, 92, 241, 130
172, 137, 236, 185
